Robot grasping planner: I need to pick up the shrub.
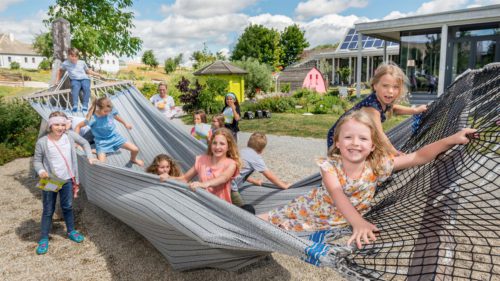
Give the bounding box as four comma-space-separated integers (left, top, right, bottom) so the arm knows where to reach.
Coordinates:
0, 98, 41, 165
177, 77, 203, 113
198, 77, 227, 114
327, 88, 339, 96
38, 59, 51, 70
280, 83, 290, 93
241, 96, 296, 113
293, 88, 320, 112
312, 103, 328, 114
10, 61, 20, 70
140, 82, 158, 99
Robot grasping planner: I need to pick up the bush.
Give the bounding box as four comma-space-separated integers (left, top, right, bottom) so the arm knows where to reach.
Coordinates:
0, 98, 41, 165
292, 88, 320, 112
280, 83, 290, 93
10, 61, 20, 70
38, 59, 51, 70
198, 77, 227, 114
140, 82, 158, 99
327, 88, 339, 96
312, 103, 328, 114
241, 96, 296, 113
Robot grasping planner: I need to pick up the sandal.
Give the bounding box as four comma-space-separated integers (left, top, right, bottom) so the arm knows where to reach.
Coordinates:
67, 230, 84, 243
36, 238, 49, 255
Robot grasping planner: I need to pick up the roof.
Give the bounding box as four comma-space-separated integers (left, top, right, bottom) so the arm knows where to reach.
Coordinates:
0, 34, 41, 56
277, 66, 321, 83
355, 4, 500, 41
193, 61, 248, 75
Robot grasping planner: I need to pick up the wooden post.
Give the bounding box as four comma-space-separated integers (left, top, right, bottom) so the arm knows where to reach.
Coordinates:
51, 18, 71, 86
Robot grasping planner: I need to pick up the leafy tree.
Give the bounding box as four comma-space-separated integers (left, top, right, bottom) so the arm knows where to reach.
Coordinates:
10, 62, 20, 70
231, 24, 282, 69
280, 24, 309, 67
337, 67, 351, 85
177, 77, 204, 113
33, 32, 53, 60
44, 0, 142, 59
142, 50, 159, 69
191, 44, 216, 70
198, 77, 228, 114
164, 54, 183, 74
38, 59, 52, 70
233, 58, 273, 99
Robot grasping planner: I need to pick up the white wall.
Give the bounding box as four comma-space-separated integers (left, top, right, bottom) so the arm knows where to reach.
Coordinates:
89, 54, 120, 73
0, 54, 44, 69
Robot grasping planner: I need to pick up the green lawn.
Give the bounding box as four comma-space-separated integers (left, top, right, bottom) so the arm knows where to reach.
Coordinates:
0, 68, 51, 82
0, 85, 42, 99
183, 113, 409, 139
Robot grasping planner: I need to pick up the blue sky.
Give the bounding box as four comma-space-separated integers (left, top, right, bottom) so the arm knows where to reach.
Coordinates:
1, 0, 498, 62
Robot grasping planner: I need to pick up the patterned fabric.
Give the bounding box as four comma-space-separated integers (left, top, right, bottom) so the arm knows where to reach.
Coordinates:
326, 92, 391, 149
267, 155, 394, 232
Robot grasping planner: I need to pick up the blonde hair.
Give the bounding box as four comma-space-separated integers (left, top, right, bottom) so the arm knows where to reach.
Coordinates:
194, 110, 207, 123
371, 62, 409, 111
247, 132, 267, 153
146, 154, 182, 177
328, 109, 390, 176
211, 114, 225, 129
86, 96, 113, 120
207, 128, 241, 170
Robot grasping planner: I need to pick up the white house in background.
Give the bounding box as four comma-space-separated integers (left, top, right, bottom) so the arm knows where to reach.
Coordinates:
89, 53, 120, 73
0, 33, 44, 69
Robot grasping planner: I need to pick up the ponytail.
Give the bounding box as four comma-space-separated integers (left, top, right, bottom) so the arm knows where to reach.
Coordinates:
86, 98, 98, 121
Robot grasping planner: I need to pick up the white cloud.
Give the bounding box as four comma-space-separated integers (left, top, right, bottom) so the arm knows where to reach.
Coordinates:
295, 0, 368, 19
248, 13, 295, 31
301, 14, 368, 46
161, 0, 258, 18
0, 10, 47, 43
383, 0, 470, 20
0, 0, 23, 12
467, 0, 500, 8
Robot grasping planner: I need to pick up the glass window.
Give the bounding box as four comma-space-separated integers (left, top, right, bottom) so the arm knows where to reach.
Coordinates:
32, 57, 35, 63
8, 57, 11, 62
452, 41, 470, 81
455, 26, 500, 38
25, 57, 28, 63
475, 40, 496, 68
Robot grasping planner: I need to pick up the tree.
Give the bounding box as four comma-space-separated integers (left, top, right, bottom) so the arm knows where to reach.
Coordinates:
142, 50, 159, 69
191, 44, 216, 70
164, 54, 183, 74
44, 0, 142, 59
231, 24, 282, 69
337, 67, 351, 85
280, 24, 309, 67
233, 58, 273, 99
33, 32, 53, 60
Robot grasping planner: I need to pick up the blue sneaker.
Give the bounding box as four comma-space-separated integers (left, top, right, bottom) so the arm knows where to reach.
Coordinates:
68, 230, 84, 243
36, 238, 49, 255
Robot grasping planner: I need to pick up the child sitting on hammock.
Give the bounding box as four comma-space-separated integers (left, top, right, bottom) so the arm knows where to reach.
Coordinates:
260, 109, 476, 249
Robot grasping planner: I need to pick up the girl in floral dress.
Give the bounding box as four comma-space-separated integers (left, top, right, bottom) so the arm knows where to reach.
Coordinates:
260, 109, 476, 249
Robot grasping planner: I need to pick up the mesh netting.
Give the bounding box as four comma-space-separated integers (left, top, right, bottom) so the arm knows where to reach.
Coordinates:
339, 64, 500, 280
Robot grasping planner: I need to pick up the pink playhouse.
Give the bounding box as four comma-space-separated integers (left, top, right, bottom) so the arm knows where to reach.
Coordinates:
277, 66, 327, 94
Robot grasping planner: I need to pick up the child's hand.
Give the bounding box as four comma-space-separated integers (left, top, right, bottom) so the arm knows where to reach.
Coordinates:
227, 99, 235, 108
39, 171, 49, 179
159, 174, 169, 182
88, 158, 99, 165
189, 181, 207, 191
348, 219, 379, 249
448, 128, 478, 145
414, 104, 427, 114
125, 123, 133, 130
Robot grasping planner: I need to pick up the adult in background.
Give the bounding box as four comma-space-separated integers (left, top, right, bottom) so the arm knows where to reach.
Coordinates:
221, 92, 241, 142
150, 82, 176, 119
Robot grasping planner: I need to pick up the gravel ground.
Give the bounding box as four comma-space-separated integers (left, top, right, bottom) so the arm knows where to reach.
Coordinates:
0, 119, 346, 281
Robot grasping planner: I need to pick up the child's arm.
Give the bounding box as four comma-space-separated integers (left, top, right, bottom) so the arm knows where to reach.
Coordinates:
161, 166, 196, 182
74, 121, 86, 135
362, 107, 399, 155
322, 169, 378, 249
189, 162, 237, 191
261, 170, 291, 189
246, 177, 263, 186
394, 128, 476, 171
114, 114, 132, 130
33, 139, 49, 179
86, 68, 103, 79
55, 68, 64, 85
68, 131, 97, 164
393, 104, 427, 115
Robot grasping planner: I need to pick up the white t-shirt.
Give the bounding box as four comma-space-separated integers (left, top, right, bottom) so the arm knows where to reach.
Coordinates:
47, 134, 72, 180
150, 94, 175, 118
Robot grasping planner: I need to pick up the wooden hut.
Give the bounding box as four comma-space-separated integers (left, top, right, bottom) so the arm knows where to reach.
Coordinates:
193, 61, 247, 102
277, 66, 327, 94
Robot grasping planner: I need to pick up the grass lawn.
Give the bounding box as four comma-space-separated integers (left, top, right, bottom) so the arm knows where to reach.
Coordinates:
0, 68, 51, 82
0, 85, 42, 99
183, 113, 409, 139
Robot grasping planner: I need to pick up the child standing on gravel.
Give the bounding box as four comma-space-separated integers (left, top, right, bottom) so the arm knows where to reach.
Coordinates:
33, 111, 97, 255
262, 109, 475, 249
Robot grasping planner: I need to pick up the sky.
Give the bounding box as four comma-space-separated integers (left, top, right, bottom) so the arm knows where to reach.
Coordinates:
1, 0, 499, 63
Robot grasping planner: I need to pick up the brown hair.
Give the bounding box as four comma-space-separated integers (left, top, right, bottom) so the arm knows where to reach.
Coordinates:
47, 111, 68, 132
371, 62, 409, 111
247, 132, 267, 153
207, 128, 241, 170
146, 154, 182, 177
67, 47, 80, 57
328, 109, 390, 176
194, 110, 207, 123
158, 82, 168, 91
211, 114, 225, 129
86, 96, 113, 120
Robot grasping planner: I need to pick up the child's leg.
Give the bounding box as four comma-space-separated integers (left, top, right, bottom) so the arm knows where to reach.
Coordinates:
40, 190, 58, 239
70, 80, 83, 112
97, 152, 107, 163
81, 79, 91, 111
59, 181, 75, 234
121, 142, 144, 166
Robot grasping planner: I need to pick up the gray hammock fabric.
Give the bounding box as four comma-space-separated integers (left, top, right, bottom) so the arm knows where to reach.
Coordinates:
26, 63, 499, 280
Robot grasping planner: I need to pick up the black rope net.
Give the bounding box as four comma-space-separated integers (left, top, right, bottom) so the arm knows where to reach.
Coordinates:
340, 64, 499, 280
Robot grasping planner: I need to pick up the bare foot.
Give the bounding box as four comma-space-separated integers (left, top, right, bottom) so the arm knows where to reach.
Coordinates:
131, 159, 144, 167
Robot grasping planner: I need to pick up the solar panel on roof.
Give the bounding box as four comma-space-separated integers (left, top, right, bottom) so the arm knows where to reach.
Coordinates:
348, 42, 358, 49
373, 40, 383, 47
345, 35, 352, 42
340, 42, 349, 50
348, 29, 355, 35
364, 40, 374, 48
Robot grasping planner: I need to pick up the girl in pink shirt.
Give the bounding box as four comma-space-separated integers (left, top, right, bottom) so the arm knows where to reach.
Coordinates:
167, 128, 240, 203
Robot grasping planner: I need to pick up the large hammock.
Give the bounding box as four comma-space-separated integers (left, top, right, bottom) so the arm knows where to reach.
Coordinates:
26, 64, 499, 280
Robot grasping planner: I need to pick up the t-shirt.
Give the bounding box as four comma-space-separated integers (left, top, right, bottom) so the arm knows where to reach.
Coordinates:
222, 105, 241, 133
61, 60, 89, 80
150, 94, 175, 118
85, 108, 118, 140
194, 154, 239, 203
47, 134, 72, 180
231, 147, 267, 191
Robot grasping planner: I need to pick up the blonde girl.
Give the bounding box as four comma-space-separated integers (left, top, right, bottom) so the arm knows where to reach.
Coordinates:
146, 154, 182, 181
75, 97, 143, 166
165, 128, 241, 203
327, 62, 428, 155
190, 110, 212, 145
263, 109, 476, 249
33, 111, 96, 255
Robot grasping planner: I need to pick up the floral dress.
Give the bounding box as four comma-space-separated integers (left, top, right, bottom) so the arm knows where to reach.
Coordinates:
267, 155, 394, 232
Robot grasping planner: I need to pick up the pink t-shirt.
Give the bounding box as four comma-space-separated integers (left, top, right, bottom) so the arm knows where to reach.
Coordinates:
194, 155, 239, 203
